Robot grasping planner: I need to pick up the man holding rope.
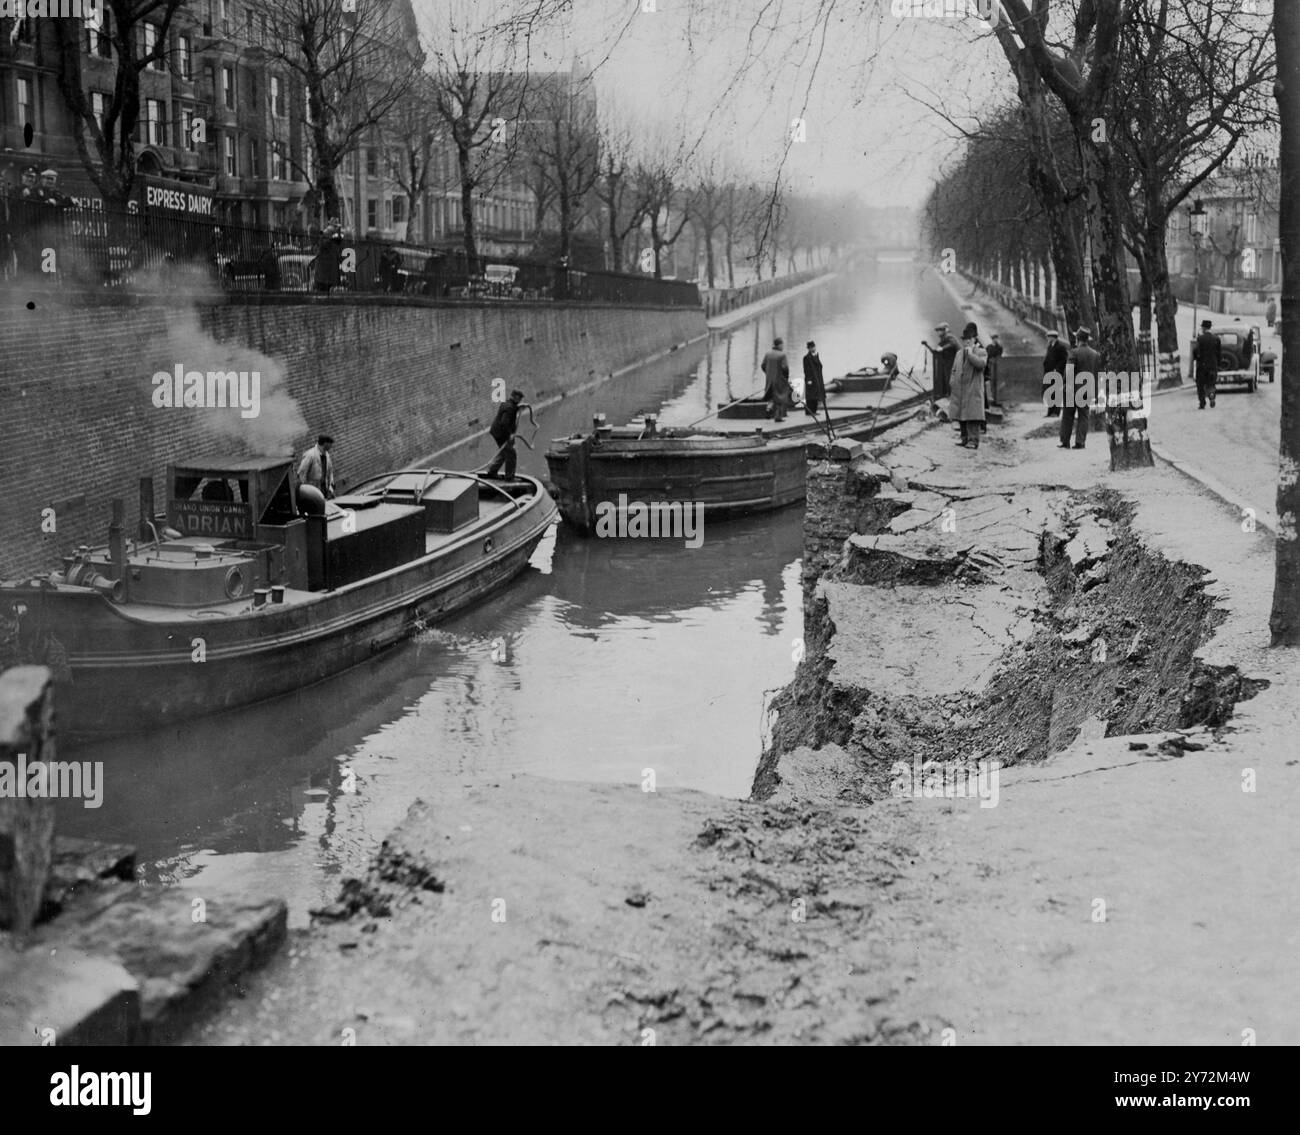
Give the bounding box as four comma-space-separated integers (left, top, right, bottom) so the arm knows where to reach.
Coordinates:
485, 389, 535, 479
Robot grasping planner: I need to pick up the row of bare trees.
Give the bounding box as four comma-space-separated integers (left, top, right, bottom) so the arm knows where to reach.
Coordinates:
922, 0, 1275, 389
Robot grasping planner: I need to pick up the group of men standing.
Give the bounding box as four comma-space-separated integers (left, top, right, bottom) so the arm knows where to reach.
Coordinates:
1, 165, 71, 278
1041, 327, 1100, 449
759, 337, 828, 422
926, 321, 1001, 451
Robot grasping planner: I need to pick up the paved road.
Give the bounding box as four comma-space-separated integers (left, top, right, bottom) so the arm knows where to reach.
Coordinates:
1149, 314, 1283, 533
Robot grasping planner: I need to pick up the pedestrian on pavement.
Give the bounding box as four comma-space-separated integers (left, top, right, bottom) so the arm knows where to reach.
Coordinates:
379, 244, 403, 293
298, 434, 336, 499
1060, 329, 1100, 450
802, 340, 826, 416
985, 332, 1003, 406
314, 221, 343, 294
951, 322, 987, 450
1042, 329, 1068, 417
485, 390, 533, 479
1193, 318, 1220, 409
762, 337, 794, 422
1266, 297, 1277, 329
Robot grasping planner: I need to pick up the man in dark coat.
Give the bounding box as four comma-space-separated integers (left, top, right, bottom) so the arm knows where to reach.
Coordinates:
1042, 329, 1068, 416
1060, 328, 1100, 450
313, 222, 343, 293
802, 340, 826, 416
761, 337, 793, 422
1193, 319, 1220, 409
485, 390, 532, 479
931, 323, 959, 402
984, 332, 1003, 405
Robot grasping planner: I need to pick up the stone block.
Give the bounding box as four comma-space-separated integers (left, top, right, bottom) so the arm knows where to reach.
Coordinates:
0, 947, 139, 1046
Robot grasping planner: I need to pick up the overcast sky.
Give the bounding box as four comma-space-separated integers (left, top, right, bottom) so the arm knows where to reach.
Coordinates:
411, 0, 1017, 208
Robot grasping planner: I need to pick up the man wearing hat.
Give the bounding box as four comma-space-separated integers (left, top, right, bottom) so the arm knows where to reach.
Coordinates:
9, 166, 42, 277
928, 322, 959, 403
1042, 329, 1068, 417
985, 332, 1003, 406
1193, 318, 1220, 409
761, 337, 793, 422
1060, 328, 1100, 450
951, 322, 988, 449
802, 340, 826, 416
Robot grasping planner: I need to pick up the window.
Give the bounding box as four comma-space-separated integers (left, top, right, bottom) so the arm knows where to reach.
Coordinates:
246, 10, 253, 40
1245, 212, 1259, 244
17, 77, 32, 134
385, 198, 393, 228
220, 0, 230, 36
392, 197, 406, 224
86, 6, 111, 56
271, 76, 285, 118
366, 148, 378, 177
177, 35, 192, 80
145, 99, 165, 147
249, 138, 259, 178
91, 92, 108, 133
367, 198, 377, 230
224, 134, 237, 176
144, 24, 165, 71
222, 66, 234, 109
272, 146, 285, 180
260, 14, 268, 44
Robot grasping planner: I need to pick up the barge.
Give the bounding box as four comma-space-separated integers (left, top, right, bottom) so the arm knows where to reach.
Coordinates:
545, 379, 926, 532
1, 455, 557, 736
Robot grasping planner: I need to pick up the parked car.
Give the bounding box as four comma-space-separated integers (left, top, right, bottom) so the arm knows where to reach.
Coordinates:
1194, 322, 1273, 392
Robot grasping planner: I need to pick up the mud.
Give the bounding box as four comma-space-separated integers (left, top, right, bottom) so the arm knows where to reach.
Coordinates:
756, 468, 1265, 805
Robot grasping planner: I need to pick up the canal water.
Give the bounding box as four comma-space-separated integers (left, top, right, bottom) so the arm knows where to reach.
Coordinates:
59, 261, 964, 925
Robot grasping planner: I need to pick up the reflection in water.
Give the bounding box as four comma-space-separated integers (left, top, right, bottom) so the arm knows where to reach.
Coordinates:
59, 264, 959, 925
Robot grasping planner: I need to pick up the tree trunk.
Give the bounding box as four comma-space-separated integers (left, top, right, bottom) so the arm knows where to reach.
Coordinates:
1270, 2, 1300, 644
704, 231, 716, 288
459, 144, 477, 259
1146, 214, 1183, 388
1007, 42, 1094, 335
724, 226, 735, 288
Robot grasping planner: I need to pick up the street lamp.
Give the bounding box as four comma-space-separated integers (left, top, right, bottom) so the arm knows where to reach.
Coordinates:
1189, 199, 1208, 340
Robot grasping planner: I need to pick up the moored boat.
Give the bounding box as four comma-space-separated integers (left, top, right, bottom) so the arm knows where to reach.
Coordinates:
544, 382, 926, 532
0, 455, 557, 736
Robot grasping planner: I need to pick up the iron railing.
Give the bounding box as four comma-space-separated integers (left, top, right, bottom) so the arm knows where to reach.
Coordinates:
0, 199, 703, 308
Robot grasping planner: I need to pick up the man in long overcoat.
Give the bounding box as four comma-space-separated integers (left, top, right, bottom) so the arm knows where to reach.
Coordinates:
951, 322, 987, 449
802, 340, 826, 416
762, 337, 793, 422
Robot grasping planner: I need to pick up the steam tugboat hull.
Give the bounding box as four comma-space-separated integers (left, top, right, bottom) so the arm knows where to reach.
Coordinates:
2, 465, 556, 737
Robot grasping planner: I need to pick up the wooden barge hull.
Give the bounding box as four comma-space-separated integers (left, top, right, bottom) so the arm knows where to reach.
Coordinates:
546, 397, 925, 532
3, 484, 556, 737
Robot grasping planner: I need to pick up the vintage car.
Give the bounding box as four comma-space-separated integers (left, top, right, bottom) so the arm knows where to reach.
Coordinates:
1192, 323, 1276, 392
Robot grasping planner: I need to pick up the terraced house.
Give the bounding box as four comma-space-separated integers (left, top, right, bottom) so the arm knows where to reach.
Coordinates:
0, 0, 422, 236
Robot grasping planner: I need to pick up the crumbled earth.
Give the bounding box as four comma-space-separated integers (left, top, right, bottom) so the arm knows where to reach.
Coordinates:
186, 405, 1297, 1046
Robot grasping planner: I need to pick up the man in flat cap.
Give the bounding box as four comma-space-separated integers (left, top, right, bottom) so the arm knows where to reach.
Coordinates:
1042, 329, 1068, 417
927, 322, 959, 404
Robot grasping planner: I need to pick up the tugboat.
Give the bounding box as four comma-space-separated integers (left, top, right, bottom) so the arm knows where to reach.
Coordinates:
0, 455, 557, 736
544, 358, 926, 532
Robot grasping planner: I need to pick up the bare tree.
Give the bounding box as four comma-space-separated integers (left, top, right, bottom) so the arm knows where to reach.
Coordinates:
1110, 0, 1276, 387
385, 74, 441, 242
523, 73, 601, 261
263, 0, 420, 227
425, 2, 529, 259
51, 1, 186, 207
634, 143, 690, 279
594, 112, 648, 272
